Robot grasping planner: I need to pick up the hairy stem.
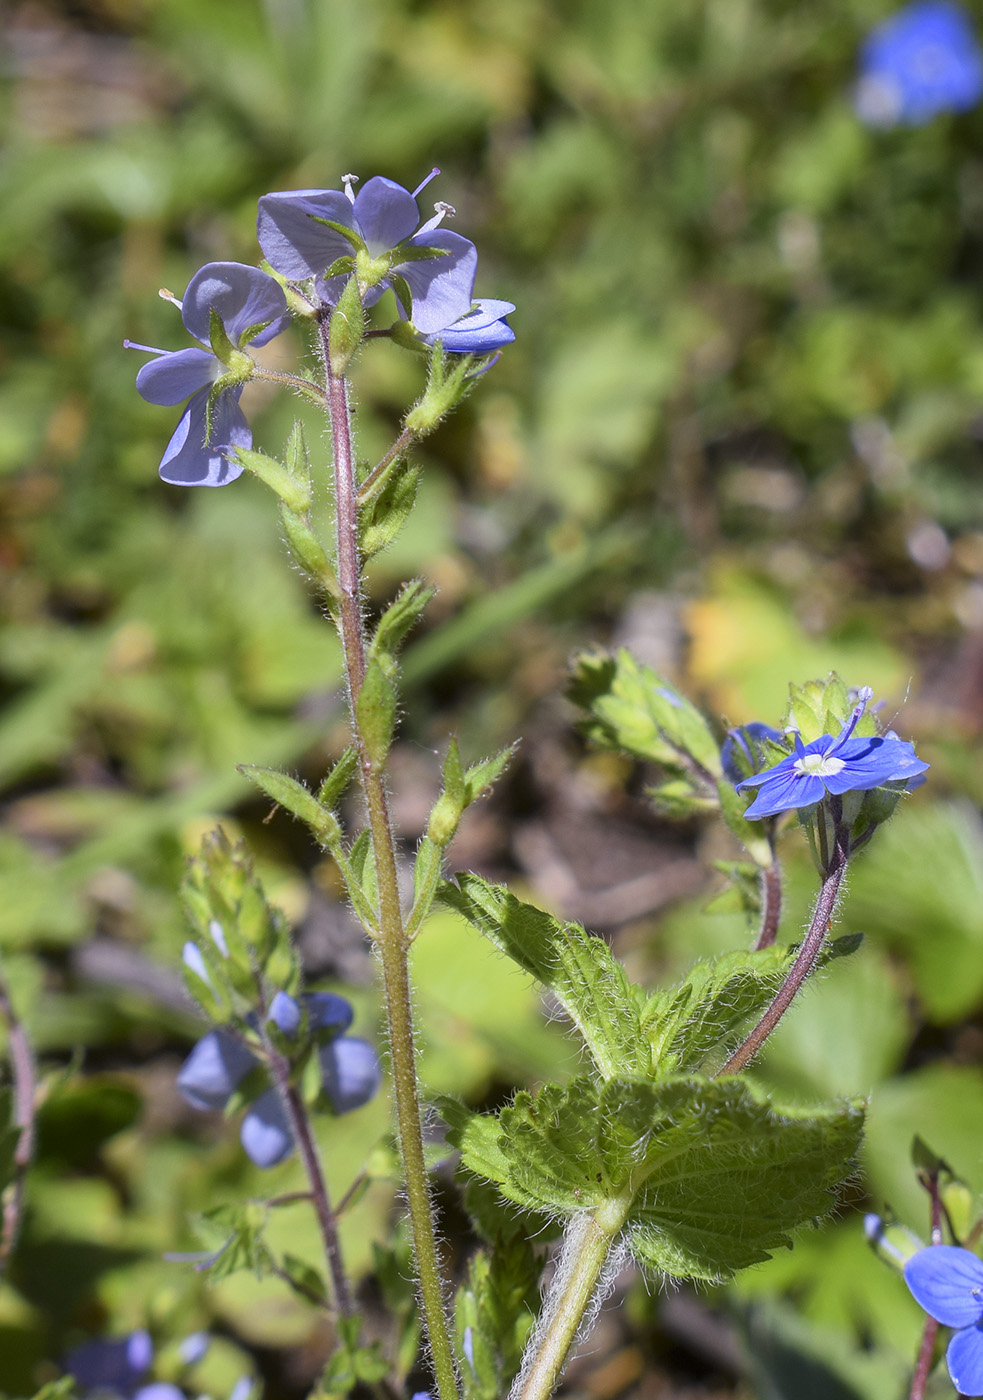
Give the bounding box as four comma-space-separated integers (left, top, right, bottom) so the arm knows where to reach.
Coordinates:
720, 830, 849, 1075
322, 327, 458, 1400
753, 852, 782, 950
512, 1200, 629, 1400
0, 966, 37, 1273
357, 425, 416, 505
908, 1315, 939, 1400
265, 1042, 352, 1315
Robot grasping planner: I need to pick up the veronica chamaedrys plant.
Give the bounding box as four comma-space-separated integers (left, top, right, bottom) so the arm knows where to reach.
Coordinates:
125, 263, 290, 486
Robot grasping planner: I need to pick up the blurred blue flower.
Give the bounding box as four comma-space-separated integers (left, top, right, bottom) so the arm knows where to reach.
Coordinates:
126, 263, 289, 488
736, 686, 928, 820
905, 1246, 983, 1395
64, 1331, 183, 1400
257, 172, 477, 333
177, 993, 381, 1168
720, 722, 783, 786
416, 299, 515, 354
855, 1, 983, 126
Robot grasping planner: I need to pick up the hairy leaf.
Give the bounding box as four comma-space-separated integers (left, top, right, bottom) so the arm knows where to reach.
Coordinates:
441, 874, 646, 1079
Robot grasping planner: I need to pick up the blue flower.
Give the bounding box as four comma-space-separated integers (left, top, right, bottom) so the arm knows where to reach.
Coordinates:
855, 1, 983, 126
257, 172, 477, 333
177, 993, 381, 1168
415, 299, 515, 354
736, 687, 928, 820
126, 263, 289, 487
64, 1331, 183, 1400
905, 1246, 983, 1395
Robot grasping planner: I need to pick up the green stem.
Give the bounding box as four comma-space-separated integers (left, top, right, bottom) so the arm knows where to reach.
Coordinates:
321, 325, 459, 1400
513, 1199, 629, 1400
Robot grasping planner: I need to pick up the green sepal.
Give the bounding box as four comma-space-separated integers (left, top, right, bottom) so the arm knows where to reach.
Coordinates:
279, 1252, 328, 1305
404, 343, 477, 434
208, 306, 237, 365
358, 463, 420, 558
346, 829, 380, 931
233, 447, 311, 513
447, 1075, 864, 1283
569, 648, 723, 779
279, 503, 340, 600
425, 740, 515, 848
194, 1201, 275, 1281
356, 657, 398, 769
328, 275, 365, 376
368, 580, 435, 666
320, 1316, 389, 1391
784, 673, 876, 745
317, 746, 359, 810
392, 241, 452, 265
407, 836, 443, 941
238, 764, 342, 848
304, 215, 365, 253
439, 874, 647, 1079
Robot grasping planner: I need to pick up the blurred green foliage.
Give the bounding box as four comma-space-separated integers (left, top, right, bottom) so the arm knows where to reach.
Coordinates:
3, 0, 983, 1394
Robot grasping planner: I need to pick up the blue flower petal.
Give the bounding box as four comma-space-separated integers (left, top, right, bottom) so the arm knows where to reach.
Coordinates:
158, 386, 249, 488
905, 1246, 983, 1327
257, 189, 357, 279
429, 300, 516, 354
267, 991, 302, 1037
65, 1331, 152, 1393
135, 347, 217, 406
741, 764, 825, 820
397, 229, 477, 332
181, 262, 290, 349
305, 992, 354, 1033
720, 722, 783, 785
177, 1030, 255, 1112
134, 1386, 187, 1400
240, 1087, 294, 1167
352, 176, 421, 256
948, 1320, 983, 1395
319, 1036, 382, 1113
857, 0, 983, 126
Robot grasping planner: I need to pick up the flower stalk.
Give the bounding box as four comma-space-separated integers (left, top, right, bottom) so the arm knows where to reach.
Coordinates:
321, 324, 458, 1400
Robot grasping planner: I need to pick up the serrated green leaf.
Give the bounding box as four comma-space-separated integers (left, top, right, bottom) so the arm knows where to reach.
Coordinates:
451, 1076, 863, 1283
625, 1077, 864, 1281
356, 657, 397, 768
238, 765, 342, 847
368, 580, 435, 665
441, 1095, 513, 1191
570, 648, 722, 778
440, 874, 646, 1079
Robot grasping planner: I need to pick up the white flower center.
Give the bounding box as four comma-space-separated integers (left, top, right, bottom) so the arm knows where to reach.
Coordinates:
793, 753, 846, 778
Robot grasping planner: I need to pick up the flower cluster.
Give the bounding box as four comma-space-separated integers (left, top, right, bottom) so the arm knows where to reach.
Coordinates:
905, 1245, 983, 1395
177, 991, 381, 1168
855, 1, 983, 126
128, 172, 514, 487
735, 686, 928, 821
